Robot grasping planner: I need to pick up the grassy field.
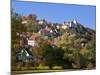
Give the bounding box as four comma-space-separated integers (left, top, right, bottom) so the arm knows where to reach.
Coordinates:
12, 66, 95, 75
12, 69, 83, 75
12, 69, 64, 75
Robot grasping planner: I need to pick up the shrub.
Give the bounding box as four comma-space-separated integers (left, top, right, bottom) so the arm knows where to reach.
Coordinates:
52, 66, 63, 70
36, 66, 50, 70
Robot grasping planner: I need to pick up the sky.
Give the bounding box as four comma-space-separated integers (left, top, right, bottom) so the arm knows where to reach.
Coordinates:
12, 0, 96, 29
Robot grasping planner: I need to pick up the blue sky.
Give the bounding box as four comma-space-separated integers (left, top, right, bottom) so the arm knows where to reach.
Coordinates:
12, 0, 96, 29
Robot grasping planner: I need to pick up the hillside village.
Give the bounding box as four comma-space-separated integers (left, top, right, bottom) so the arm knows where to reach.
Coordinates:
12, 13, 96, 71
17, 14, 79, 47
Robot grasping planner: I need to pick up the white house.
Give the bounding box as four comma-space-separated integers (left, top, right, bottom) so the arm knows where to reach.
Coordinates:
38, 20, 44, 25
62, 21, 71, 29
21, 20, 28, 24
38, 19, 46, 25
56, 25, 60, 29
50, 30, 53, 33
28, 40, 37, 47
62, 20, 77, 29
61, 25, 67, 29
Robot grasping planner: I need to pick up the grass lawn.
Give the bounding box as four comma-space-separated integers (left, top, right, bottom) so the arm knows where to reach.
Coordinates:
12, 66, 94, 74
12, 69, 64, 74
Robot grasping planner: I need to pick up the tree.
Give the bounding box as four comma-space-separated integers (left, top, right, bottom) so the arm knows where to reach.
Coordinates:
11, 10, 27, 69
56, 32, 81, 68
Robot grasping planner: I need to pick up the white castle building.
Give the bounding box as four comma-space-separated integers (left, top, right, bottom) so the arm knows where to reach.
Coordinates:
61, 20, 78, 29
